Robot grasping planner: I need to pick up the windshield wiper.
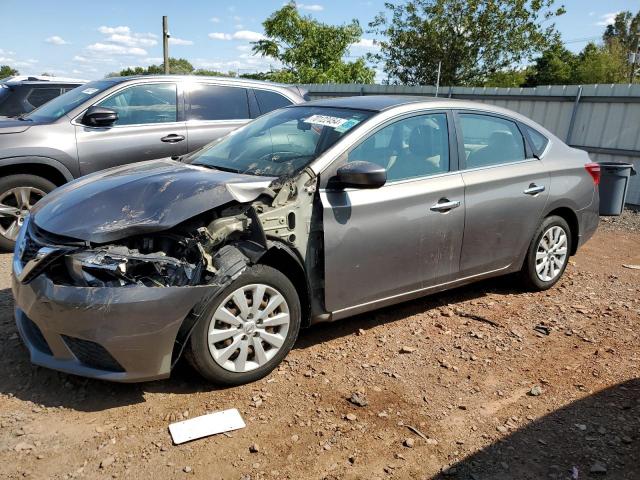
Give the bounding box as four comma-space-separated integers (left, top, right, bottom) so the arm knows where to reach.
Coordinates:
16, 113, 32, 121
199, 164, 241, 174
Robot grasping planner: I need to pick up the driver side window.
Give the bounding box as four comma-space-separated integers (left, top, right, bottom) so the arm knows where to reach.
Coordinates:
97, 83, 177, 126
348, 113, 449, 182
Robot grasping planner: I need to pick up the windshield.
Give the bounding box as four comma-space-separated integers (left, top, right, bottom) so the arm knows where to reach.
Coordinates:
191, 106, 373, 177
25, 80, 114, 122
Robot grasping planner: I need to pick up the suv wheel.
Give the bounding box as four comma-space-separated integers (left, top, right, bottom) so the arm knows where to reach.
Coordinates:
185, 264, 301, 385
520, 215, 572, 291
0, 174, 56, 250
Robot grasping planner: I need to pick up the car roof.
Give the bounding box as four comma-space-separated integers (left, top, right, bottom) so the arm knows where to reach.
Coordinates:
301, 95, 446, 112
109, 74, 297, 90
1, 75, 87, 85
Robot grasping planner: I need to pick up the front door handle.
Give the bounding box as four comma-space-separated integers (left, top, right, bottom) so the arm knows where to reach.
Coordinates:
161, 134, 185, 143
524, 184, 545, 195
430, 199, 461, 212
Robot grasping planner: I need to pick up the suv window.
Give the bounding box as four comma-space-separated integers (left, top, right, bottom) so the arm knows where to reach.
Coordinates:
254, 89, 292, 114
188, 84, 249, 121
26, 87, 61, 108
522, 124, 549, 156
98, 83, 177, 126
348, 113, 449, 182
459, 113, 526, 169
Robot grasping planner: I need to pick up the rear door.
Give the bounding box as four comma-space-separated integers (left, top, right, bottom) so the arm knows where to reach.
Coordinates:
321, 111, 465, 313
185, 83, 251, 152
455, 111, 549, 277
75, 82, 187, 174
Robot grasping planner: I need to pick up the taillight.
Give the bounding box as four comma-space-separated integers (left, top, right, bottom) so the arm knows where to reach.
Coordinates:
585, 163, 601, 185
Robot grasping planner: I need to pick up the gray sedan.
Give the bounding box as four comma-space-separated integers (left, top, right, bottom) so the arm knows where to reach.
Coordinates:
12, 96, 600, 385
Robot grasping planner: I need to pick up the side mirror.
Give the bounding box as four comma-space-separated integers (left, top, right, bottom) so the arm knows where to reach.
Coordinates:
82, 106, 118, 127
335, 161, 386, 189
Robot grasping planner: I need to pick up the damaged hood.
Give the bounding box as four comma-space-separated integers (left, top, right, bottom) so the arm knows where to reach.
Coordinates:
32, 159, 275, 243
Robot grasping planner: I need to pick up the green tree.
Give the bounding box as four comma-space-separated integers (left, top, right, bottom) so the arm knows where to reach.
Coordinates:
524, 41, 576, 86
602, 10, 640, 82
252, 2, 375, 84
483, 68, 532, 87
369, 0, 565, 86
116, 58, 195, 76
0, 65, 19, 78
573, 42, 628, 84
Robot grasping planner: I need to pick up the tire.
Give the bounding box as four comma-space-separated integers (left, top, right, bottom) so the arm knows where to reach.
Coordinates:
0, 174, 56, 251
185, 264, 301, 386
520, 215, 572, 291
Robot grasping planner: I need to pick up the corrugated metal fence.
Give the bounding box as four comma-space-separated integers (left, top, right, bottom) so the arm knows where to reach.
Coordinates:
301, 83, 640, 206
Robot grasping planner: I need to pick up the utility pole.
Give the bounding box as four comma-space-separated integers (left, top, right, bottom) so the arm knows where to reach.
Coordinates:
435, 61, 442, 97
162, 16, 170, 74
630, 31, 640, 83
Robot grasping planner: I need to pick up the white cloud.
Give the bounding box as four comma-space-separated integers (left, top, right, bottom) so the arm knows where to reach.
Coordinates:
298, 3, 324, 11
210, 16, 221, 23
45, 35, 69, 45
86, 43, 147, 56
596, 12, 619, 26
107, 33, 156, 47
98, 26, 130, 35
236, 44, 252, 52
169, 37, 194, 46
353, 38, 378, 49
209, 30, 265, 41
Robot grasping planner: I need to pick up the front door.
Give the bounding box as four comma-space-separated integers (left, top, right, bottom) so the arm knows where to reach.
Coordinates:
455, 112, 550, 277
76, 82, 187, 175
321, 112, 465, 313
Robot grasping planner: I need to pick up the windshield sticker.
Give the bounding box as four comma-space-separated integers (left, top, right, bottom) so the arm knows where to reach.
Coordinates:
334, 118, 361, 133
303, 114, 349, 129
81, 88, 99, 95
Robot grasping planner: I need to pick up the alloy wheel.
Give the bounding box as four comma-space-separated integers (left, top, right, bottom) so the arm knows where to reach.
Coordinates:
0, 186, 45, 241
207, 283, 290, 373
535, 225, 568, 282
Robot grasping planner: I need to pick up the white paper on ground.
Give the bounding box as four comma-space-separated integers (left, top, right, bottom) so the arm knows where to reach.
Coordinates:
169, 408, 246, 444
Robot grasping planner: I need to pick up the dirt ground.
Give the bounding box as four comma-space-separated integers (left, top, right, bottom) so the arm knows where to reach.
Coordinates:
0, 211, 638, 480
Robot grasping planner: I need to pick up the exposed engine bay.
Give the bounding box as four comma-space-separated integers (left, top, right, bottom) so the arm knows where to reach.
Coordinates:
30, 168, 320, 293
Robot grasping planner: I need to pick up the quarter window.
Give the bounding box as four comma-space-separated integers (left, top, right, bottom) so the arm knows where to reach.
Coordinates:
348, 113, 450, 182
188, 84, 249, 121
98, 83, 177, 126
522, 125, 549, 156
254, 89, 292, 114
458, 113, 526, 168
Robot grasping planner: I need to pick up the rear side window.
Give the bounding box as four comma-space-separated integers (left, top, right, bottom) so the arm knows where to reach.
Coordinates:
188, 84, 249, 121
522, 125, 549, 156
98, 83, 177, 126
458, 113, 526, 169
254, 89, 292, 114
26, 88, 61, 108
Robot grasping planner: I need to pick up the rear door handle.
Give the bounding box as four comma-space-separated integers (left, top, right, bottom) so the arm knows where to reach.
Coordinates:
430, 199, 461, 212
161, 134, 185, 143
523, 184, 545, 195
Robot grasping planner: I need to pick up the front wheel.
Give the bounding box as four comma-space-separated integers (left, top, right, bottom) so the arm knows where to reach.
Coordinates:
0, 174, 56, 251
520, 215, 572, 291
185, 264, 301, 385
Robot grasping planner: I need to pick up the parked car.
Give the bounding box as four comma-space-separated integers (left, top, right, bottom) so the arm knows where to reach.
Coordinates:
12, 96, 600, 386
0, 76, 86, 118
0, 75, 307, 248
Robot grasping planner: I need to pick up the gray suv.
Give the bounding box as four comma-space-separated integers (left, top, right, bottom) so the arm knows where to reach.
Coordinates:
0, 75, 306, 248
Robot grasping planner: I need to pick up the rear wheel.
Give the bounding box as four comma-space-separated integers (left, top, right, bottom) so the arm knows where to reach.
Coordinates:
0, 174, 56, 250
185, 264, 301, 385
520, 215, 572, 291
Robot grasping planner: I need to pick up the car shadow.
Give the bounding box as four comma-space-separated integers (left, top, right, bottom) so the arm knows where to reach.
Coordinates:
430, 378, 640, 480
0, 275, 521, 412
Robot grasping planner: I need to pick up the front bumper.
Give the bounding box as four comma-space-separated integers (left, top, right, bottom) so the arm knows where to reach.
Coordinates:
12, 256, 216, 382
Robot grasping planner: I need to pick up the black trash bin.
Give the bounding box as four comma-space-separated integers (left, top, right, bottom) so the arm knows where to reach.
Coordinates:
598, 162, 636, 216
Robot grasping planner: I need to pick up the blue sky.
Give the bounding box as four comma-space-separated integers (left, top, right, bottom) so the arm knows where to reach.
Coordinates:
1, 0, 638, 81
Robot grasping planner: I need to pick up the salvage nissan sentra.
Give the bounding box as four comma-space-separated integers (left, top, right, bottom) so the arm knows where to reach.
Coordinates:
12, 96, 600, 385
